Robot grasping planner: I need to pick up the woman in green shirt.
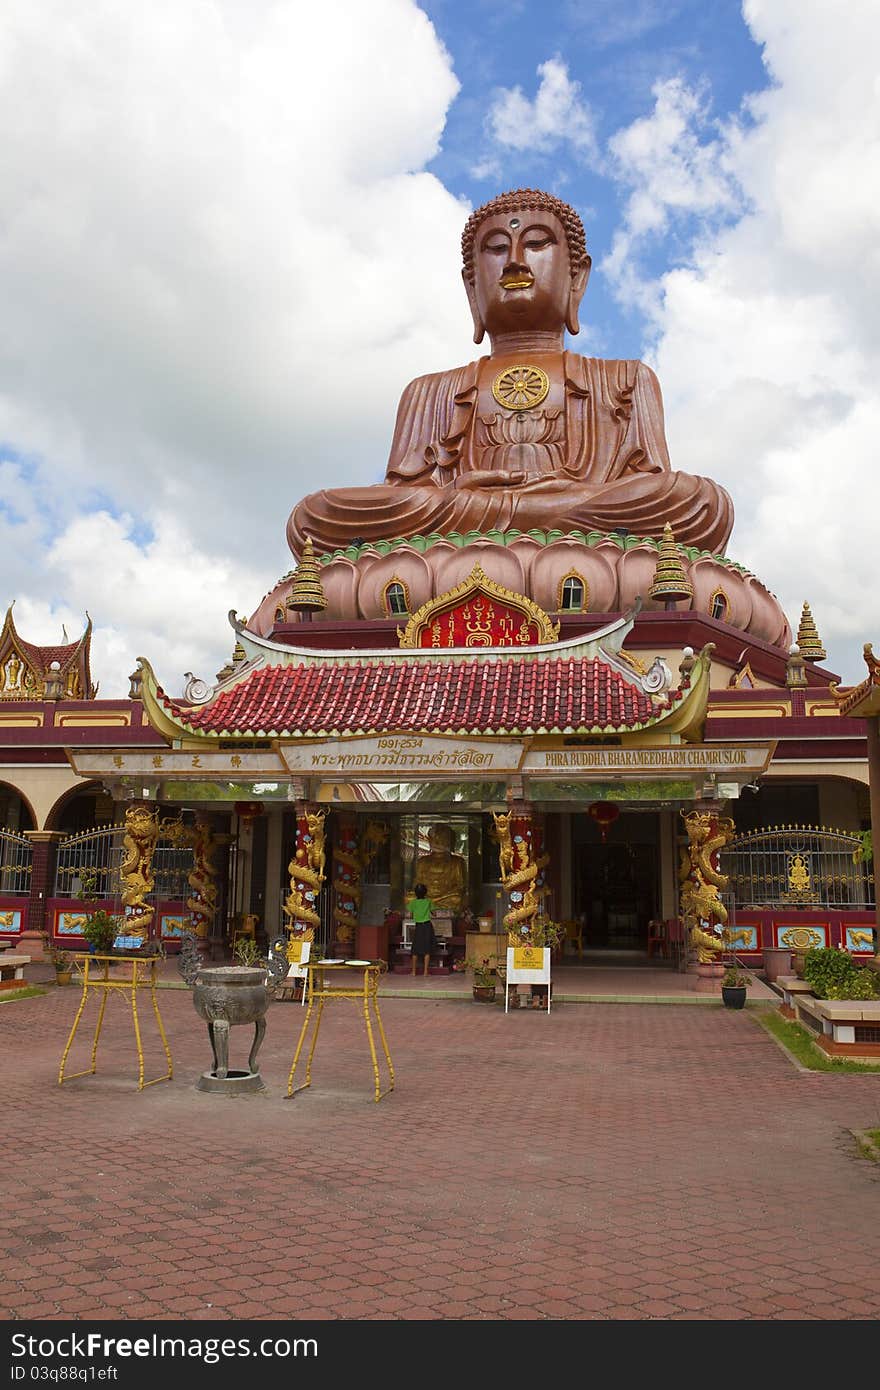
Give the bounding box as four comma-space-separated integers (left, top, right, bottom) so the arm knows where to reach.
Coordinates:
407, 882, 435, 977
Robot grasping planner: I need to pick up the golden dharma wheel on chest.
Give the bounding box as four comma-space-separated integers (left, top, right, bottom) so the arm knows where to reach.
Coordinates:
491, 364, 550, 411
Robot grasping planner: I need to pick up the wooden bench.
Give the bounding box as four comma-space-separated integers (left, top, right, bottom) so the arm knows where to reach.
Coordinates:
0, 954, 31, 991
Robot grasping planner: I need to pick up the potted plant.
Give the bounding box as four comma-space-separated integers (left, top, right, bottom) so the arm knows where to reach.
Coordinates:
81, 907, 121, 956
42, 935, 73, 986
471, 958, 496, 1002
233, 936, 266, 968
721, 966, 749, 1009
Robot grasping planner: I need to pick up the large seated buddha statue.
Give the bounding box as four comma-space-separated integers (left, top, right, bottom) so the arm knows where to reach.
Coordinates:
287, 188, 733, 558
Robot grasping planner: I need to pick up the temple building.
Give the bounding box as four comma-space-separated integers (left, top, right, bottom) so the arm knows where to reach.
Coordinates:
1, 189, 875, 968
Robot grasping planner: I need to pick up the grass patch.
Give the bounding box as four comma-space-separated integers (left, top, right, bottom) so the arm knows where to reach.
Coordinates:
756, 1009, 880, 1073
853, 1129, 880, 1162
0, 986, 46, 1003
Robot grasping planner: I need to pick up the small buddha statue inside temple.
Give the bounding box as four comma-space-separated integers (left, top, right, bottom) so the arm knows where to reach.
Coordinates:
288, 187, 734, 558
413, 824, 468, 914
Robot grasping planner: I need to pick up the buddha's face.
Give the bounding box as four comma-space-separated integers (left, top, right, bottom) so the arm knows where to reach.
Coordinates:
465, 207, 590, 343
427, 825, 453, 854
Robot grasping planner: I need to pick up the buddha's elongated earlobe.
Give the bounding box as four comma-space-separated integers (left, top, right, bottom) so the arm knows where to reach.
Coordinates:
565, 257, 591, 337
463, 270, 486, 344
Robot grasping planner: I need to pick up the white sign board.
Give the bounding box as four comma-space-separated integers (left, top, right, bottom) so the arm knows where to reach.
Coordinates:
285, 939, 311, 1005
505, 946, 551, 1015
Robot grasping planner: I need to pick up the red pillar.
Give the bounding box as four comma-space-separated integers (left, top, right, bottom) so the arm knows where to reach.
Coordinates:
20, 831, 64, 958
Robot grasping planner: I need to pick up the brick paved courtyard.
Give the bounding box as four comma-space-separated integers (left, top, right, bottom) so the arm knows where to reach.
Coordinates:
2, 981, 879, 1321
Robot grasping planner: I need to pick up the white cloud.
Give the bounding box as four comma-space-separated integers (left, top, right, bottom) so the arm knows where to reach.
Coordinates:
0, 0, 466, 692
604, 77, 742, 315
485, 58, 598, 163
605, 1, 880, 680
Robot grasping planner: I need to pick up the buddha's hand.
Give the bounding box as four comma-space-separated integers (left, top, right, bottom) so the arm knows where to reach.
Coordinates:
454, 469, 525, 490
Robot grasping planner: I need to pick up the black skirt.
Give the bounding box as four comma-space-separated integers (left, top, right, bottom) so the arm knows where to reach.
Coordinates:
412, 921, 435, 957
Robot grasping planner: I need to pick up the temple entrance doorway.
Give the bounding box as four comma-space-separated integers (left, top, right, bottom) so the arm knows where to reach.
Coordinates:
571, 810, 660, 952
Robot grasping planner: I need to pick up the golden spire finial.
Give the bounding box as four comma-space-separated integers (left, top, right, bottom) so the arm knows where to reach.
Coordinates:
649, 523, 693, 607
286, 537, 327, 616
796, 602, 826, 662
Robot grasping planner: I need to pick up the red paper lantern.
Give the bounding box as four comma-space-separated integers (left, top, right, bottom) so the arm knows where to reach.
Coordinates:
588, 801, 619, 843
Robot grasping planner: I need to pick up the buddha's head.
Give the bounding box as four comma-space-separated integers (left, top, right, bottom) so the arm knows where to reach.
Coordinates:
461, 189, 591, 344
426, 823, 454, 854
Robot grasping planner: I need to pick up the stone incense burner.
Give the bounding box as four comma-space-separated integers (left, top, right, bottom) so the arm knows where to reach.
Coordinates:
192, 965, 269, 1094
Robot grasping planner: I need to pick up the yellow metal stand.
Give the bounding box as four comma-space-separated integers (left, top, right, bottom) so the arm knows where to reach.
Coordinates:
58, 953, 173, 1091
287, 961, 394, 1103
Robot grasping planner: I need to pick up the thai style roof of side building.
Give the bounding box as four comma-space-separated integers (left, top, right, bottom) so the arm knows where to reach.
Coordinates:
0, 606, 95, 700
831, 644, 880, 719
136, 607, 713, 744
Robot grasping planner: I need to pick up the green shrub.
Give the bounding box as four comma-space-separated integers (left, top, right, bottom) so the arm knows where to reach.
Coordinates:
81, 909, 121, 953
826, 971, 880, 1001
804, 946, 880, 1000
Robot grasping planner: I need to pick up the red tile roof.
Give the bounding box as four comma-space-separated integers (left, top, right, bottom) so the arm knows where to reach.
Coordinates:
15, 635, 82, 675
155, 657, 677, 737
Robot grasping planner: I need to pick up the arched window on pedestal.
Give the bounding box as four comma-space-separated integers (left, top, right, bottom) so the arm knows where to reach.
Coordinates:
383, 580, 410, 617
709, 588, 730, 623
558, 572, 587, 613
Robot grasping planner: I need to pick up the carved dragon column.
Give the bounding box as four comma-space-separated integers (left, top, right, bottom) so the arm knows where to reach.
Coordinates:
331, 817, 390, 955
331, 814, 359, 954
120, 804, 160, 943
284, 806, 327, 946
679, 808, 735, 992
187, 818, 219, 956
493, 808, 549, 942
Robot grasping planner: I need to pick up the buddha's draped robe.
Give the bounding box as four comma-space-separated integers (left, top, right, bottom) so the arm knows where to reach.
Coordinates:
287, 354, 733, 555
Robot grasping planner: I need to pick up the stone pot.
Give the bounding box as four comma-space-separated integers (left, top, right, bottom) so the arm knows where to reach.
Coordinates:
192, 965, 269, 1093
762, 947, 792, 983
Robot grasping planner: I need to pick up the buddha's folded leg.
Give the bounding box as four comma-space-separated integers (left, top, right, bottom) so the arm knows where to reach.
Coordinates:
287, 486, 467, 555
547, 472, 735, 554
287, 471, 734, 558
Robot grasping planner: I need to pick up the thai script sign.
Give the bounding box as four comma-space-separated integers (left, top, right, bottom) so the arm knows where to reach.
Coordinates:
281, 736, 523, 777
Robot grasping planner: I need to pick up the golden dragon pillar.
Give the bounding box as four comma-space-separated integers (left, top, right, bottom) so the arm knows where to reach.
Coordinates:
493, 810, 550, 944
284, 808, 327, 939
679, 808, 736, 963
186, 818, 218, 940
119, 804, 160, 942
331, 817, 389, 950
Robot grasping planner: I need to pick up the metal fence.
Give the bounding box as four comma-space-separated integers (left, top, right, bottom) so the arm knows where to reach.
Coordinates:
53, 825, 193, 902
0, 829, 32, 896
720, 826, 874, 910
53, 826, 120, 899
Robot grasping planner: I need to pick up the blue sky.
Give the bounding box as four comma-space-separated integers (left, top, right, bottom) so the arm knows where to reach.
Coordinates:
0, 1, 877, 694
424, 0, 767, 339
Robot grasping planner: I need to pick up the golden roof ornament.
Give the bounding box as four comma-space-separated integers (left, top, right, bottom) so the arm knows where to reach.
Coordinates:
796, 602, 826, 662
286, 537, 327, 616
649, 524, 693, 607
